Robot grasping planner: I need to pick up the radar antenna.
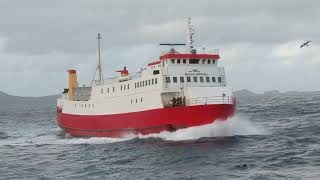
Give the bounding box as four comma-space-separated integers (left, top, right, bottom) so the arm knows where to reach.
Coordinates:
186, 18, 195, 53
97, 33, 104, 85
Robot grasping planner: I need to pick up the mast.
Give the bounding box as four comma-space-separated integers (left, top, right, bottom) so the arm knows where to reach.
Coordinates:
186, 18, 195, 53
97, 33, 104, 85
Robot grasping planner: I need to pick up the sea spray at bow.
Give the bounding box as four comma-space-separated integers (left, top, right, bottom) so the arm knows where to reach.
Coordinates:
137, 115, 269, 141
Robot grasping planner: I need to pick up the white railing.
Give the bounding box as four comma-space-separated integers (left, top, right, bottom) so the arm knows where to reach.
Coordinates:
163, 96, 235, 108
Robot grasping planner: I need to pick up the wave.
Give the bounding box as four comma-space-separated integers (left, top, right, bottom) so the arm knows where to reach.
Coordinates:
0, 115, 268, 146
137, 115, 269, 141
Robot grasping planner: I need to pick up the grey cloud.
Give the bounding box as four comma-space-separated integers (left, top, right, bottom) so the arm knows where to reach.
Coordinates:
0, 0, 319, 54
0, 0, 319, 96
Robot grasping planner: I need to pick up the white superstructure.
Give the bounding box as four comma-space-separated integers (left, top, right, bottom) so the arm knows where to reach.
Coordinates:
58, 19, 233, 116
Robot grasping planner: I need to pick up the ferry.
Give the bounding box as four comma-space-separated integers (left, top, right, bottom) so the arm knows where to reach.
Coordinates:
56, 18, 236, 137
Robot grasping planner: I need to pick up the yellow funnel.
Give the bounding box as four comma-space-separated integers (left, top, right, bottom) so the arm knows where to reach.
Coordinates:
67, 70, 78, 100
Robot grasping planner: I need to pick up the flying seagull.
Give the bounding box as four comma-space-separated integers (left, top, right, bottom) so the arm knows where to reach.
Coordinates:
300, 41, 311, 48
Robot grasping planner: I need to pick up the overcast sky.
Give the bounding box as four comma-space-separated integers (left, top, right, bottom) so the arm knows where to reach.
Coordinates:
0, 0, 319, 96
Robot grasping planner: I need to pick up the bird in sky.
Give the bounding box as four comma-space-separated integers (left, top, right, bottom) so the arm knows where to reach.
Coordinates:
300, 41, 312, 48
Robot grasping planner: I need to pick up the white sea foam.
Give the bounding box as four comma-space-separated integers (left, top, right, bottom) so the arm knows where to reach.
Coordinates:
137, 115, 269, 141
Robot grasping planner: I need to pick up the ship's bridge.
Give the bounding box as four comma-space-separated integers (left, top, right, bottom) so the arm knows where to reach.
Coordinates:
148, 48, 230, 108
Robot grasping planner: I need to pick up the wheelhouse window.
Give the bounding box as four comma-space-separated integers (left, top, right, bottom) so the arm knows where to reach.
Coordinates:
173, 77, 177, 83
212, 77, 216, 82
189, 59, 200, 64
202, 59, 206, 64
153, 70, 160, 75
193, 76, 198, 82
183, 59, 186, 64
187, 76, 191, 82
206, 77, 210, 82
208, 60, 211, 64
212, 60, 216, 64
171, 59, 175, 64
165, 77, 170, 83
200, 77, 204, 82
180, 77, 184, 83
177, 59, 181, 64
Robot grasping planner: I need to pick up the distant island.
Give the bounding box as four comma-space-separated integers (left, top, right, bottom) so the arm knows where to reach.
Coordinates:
0, 91, 58, 106
233, 89, 320, 98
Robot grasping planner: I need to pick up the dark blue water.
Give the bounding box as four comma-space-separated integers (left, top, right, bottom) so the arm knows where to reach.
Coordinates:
1, 93, 320, 179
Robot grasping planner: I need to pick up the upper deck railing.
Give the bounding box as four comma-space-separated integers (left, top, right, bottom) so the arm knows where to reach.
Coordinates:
163, 96, 235, 108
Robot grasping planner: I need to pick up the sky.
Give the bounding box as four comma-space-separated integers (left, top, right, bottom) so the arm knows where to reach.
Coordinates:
0, 0, 319, 96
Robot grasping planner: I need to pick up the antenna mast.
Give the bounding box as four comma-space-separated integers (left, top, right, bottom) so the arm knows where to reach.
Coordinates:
97, 33, 104, 85
186, 18, 195, 53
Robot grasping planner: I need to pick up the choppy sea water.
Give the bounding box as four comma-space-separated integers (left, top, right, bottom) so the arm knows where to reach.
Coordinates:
0, 93, 320, 179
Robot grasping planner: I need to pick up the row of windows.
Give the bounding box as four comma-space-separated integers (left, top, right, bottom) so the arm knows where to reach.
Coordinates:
135, 78, 158, 88
131, 98, 143, 104
75, 103, 94, 108
165, 76, 222, 83
169, 59, 216, 65
101, 87, 115, 94
73, 98, 144, 109
101, 78, 158, 94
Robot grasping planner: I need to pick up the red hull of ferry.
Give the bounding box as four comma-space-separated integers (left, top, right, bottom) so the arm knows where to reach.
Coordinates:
57, 104, 236, 138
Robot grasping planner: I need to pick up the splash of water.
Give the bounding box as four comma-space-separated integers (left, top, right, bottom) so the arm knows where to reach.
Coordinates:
137, 116, 269, 141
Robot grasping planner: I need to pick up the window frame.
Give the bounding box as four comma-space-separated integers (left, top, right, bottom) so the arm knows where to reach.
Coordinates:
189, 59, 200, 64
212, 77, 216, 83
165, 77, 170, 83
206, 77, 210, 82
187, 76, 191, 82
193, 76, 198, 82
173, 77, 178, 83
180, 77, 184, 83
200, 76, 204, 82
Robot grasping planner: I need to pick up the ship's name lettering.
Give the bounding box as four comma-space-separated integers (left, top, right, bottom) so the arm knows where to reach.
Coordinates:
185, 73, 209, 76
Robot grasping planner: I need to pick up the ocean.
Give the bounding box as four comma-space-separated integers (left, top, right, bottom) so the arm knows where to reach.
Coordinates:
0, 93, 320, 179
